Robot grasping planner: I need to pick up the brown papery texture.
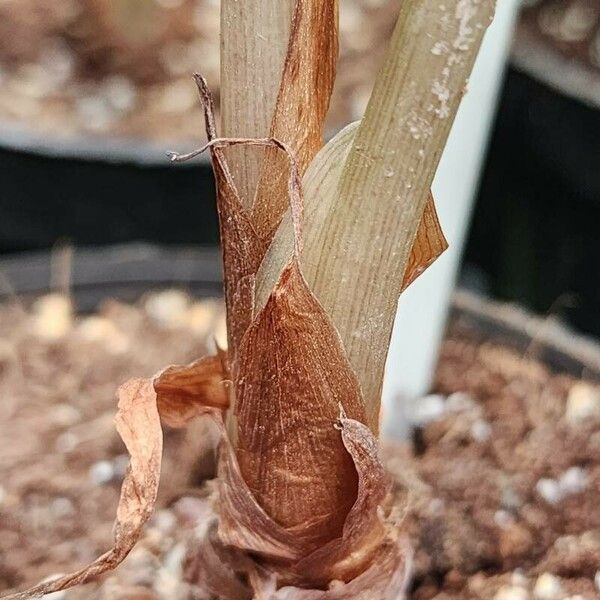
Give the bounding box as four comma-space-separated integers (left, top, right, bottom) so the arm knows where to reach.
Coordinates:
401, 193, 448, 291
235, 260, 367, 552
155, 354, 229, 427
188, 415, 410, 596
196, 76, 268, 366
3, 357, 227, 600
252, 0, 339, 243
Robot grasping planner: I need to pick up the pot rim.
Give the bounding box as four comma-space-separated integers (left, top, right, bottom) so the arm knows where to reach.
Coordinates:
452, 288, 600, 380
0, 118, 211, 166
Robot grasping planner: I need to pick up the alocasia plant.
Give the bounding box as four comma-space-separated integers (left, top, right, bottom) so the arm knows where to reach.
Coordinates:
5, 0, 496, 598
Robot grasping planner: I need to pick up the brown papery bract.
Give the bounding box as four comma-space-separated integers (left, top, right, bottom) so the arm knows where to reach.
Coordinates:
252, 0, 339, 243
189, 414, 411, 596
2, 357, 228, 600
195, 75, 268, 368
402, 194, 448, 292
235, 260, 367, 552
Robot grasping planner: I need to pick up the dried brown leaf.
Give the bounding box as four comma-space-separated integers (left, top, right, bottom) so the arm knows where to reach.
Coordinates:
218, 411, 303, 561
155, 354, 229, 427
1, 378, 162, 600
186, 516, 254, 600
195, 75, 268, 366
3, 357, 227, 600
190, 414, 411, 595
235, 261, 367, 551
264, 536, 412, 599
401, 194, 448, 292
252, 0, 339, 242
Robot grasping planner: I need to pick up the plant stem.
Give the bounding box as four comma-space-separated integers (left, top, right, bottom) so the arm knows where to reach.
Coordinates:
220, 0, 295, 208
258, 0, 496, 431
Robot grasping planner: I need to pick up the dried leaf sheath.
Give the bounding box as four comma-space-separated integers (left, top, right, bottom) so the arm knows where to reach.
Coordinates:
3, 358, 228, 600
236, 260, 367, 550
252, 0, 339, 242
401, 195, 448, 291
195, 76, 267, 365
208, 414, 411, 594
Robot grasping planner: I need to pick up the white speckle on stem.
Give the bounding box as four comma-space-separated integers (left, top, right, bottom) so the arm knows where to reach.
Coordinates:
431, 41, 449, 56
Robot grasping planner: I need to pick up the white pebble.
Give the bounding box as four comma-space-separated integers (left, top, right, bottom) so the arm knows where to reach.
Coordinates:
563, 596, 586, 600
565, 382, 600, 424
76, 95, 116, 132
411, 394, 446, 426
471, 418, 492, 442
101, 75, 137, 113
41, 40, 75, 85
52, 403, 81, 427
51, 497, 75, 518
511, 570, 528, 588
533, 573, 562, 600
558, 466, 588, 496
43, 591, 65, 600
144, 289, 190, 328
495, 585, 529, 600
77, 316, 129, 354
89, 460, 115, 485
152, 509, 177, 533
31, 294, 72, 340
535, 478, 562, 505
186, 300, 218, 336
446, 391, 477, 412
113, 454, 130, 478
0, 485, 6, 506
494, 510, 514, 529
595, 570, 600, 591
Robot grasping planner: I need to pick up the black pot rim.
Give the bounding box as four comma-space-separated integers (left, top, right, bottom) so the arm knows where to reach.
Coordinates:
0, 118, 210, 166
0, 243, 222, 312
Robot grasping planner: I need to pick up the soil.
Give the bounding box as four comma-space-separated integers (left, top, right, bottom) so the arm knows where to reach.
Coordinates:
1, 292, 599, 599
0, 0, 398, 146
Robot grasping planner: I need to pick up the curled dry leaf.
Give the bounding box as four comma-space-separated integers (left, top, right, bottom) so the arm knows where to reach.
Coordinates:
252, 0, 339, 242
188, 415, 411, 596
401, 195, 448, 292
2, 356, 227, 600
155, 354, 229, 427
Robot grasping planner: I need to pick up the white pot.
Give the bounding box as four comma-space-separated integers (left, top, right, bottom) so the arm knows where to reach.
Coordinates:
382, 0, 521, 438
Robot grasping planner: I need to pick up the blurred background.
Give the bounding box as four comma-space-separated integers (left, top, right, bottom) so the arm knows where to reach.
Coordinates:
0, 0, 598, 337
